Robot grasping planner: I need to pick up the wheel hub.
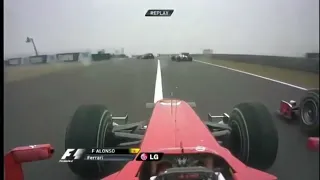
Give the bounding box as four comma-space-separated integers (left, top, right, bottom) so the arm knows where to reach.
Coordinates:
301, 100, 317, 125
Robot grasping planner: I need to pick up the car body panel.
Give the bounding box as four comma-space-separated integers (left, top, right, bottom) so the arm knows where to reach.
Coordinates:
4, 100, 278, 180
102, 99, 277, 180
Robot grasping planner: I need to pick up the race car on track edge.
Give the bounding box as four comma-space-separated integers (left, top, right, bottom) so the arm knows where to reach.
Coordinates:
9, 98, 318, 180
138, 53, 155, 59
172, 52, 193, 62
276, 88, 319, 151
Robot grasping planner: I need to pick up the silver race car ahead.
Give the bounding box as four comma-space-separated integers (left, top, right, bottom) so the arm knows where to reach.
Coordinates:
172, 53, 193, 62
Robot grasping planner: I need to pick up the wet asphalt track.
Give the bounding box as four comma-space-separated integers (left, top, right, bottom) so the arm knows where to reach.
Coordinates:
4, 57, 319, 180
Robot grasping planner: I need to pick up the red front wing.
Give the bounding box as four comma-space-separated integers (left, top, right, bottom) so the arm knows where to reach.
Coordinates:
277, 100, 297, 120
4, 144, 54, 180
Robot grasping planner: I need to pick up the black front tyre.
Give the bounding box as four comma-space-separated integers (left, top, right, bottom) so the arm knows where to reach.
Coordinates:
299, 89, 319, 136
228, 102, 278, 170
65, 105, 121, 179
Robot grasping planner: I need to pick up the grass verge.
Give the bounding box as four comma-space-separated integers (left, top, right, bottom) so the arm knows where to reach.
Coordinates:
4, 63, 85, 83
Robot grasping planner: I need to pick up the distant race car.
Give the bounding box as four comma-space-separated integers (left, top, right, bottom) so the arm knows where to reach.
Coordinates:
5, 98, 285, 180
172, 53, 193, 62
277, 89, 319, 151
277, 89, 319, 135
139, 53, 155, 59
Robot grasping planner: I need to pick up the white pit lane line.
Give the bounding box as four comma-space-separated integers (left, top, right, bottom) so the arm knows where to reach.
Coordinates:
194, 60, 307, 91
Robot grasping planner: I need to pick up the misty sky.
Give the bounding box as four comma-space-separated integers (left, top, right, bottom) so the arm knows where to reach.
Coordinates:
4, 0, 319, 58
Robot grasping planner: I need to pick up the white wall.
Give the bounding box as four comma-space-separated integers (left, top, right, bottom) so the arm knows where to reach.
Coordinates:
8, 58, 22, 65
57, 54, 75, 62
29, 56, 44, 63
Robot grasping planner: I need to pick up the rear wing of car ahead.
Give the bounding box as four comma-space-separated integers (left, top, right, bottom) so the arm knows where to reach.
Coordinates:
5, 144, 54, 180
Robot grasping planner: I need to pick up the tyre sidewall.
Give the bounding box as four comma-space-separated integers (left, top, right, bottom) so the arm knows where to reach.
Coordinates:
65, 105, 115, 178
299, 89, 319, 136
229, 108, 250, 164
229, 103, 278, 170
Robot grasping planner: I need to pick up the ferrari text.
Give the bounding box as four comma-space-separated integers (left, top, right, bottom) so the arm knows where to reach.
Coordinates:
84, 155, 104, 161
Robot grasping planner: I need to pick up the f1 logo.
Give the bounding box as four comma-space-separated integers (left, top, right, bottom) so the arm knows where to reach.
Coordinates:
59, 149, 85, 162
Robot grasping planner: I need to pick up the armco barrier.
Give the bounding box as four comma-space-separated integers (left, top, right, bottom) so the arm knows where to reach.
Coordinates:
191, 54, 319, 74
92, 53, 111, 61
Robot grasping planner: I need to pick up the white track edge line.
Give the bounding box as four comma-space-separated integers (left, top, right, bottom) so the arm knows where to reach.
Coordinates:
194, 60, 307, 91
